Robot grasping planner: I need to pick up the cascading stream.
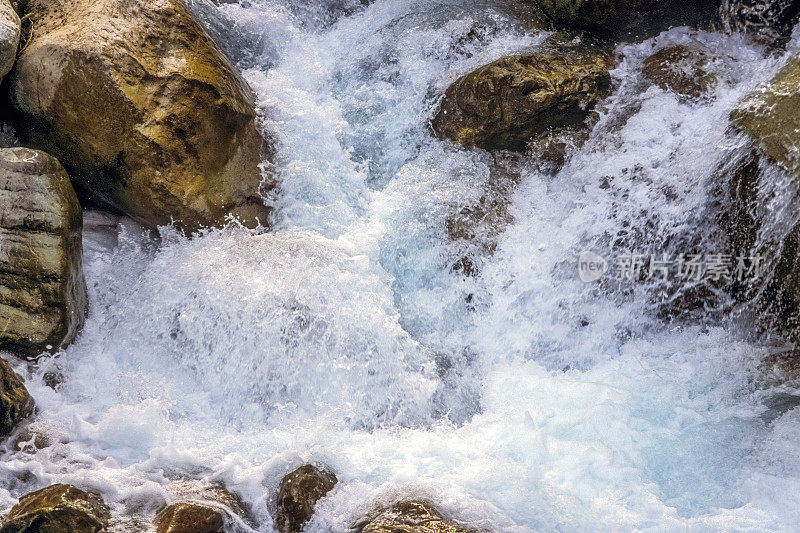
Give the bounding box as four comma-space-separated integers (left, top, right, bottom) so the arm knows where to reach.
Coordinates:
1, 0, 800, 531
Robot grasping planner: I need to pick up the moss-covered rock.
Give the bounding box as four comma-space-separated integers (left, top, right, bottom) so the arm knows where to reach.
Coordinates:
0, 356, 33, 438
354, 500, 481, 533
432, 53, 612, 152
531, 0, 721, 40
0, 484, 110, 533
9, 0, 273, 232
0, 147, 87, 357
155, 502, 224, 533
276, 464, 337, 533
0, 0, 19, 81
642, 45, 717, 98
732, 57, 800, 180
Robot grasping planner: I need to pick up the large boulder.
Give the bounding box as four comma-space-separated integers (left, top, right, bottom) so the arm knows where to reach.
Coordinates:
0, 147, 87, 357
275, 464, 337, 533
0, 356, 33, 438
432, 53, 613, 152
719, 0, 800, 49
732, 58, 800, 181
156, 502, 224, 533
531, 0, 721, 40
354, 501, 481, 533
0, 0, 19, 81
0, 484, 110, 533
9, 0, 273, 232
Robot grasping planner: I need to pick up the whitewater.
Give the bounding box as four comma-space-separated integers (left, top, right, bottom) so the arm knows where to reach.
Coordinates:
2, 0, 800, 530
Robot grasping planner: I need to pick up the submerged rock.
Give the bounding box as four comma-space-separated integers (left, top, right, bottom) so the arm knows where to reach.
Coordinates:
432, 53, 612, 152
0, 0, 19, 81
642, 45, 717, 99
0, 357, 33, 438
0, 147, 87, 357
530, 0, 721, 40
10, 0, 273, 232
719, 0, 800, 49
276, 464, 338, 533
156, 502, 224, 533
0, 484, 110, 533
354, 500, 481, 533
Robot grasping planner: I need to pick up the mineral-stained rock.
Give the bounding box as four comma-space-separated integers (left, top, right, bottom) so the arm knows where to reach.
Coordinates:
0, 0, 19, 81
9, 0, 273, 232
732, 57, 800, 181
719, 0, 800, 49
155, 502, 225, 533
0, 356, 33, 438
642, 45, 717, 98
276, 464, 337, 533
0, 147, 87, 357
354, 500, 481, 533
0, 484, 110, 533
432, 53, 612, 152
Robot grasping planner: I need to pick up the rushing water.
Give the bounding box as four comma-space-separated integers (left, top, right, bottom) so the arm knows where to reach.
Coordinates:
2, 0, 800, 531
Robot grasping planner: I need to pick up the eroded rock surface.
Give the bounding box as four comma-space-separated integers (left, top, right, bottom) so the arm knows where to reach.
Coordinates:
0, 484, 110, 533
156, 502, 225, 533
0, 0, 19, 81
432, 53, 612, 152
642, 45, 717, 98
0, 147, 87, 357
0, 356, 33, 438
10, 0, 273, 232
276, 464, 337, 533
355, 500, 481, 533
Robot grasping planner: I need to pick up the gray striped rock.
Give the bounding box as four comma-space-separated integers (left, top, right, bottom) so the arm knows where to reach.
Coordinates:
0, 147, 87, 357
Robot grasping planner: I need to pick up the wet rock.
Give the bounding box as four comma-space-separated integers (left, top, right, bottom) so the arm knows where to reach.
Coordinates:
642, 45, 717, 98
732, 57, 800, 181
531, 0, 721, 40
165, 480, 248, 520
354, 500, 481, 533
526, 126, 591, 170
0, 357, 33, 439
9, 0, 273, 232
276, 464, 337, 533
446, 161, 520, 279
0, 484, 110, 533
432, 53, 612, 152
155, 502, 224, 533
719, 0, 800, 49
0, 147, 87, 357
0, 0, 19, 81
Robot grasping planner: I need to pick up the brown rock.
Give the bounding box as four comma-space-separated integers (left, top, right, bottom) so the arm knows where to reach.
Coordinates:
432, 53, 612, 152
0, 147, 87, 357
731, 57, 800, 181
9, 0, 273, 232
642, 45, 716, 98
0, 484, 110, 533
0, 357, 33, 438
276, 464, 337, 533
355, 500, 481, 533
155, 502, 225, 533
